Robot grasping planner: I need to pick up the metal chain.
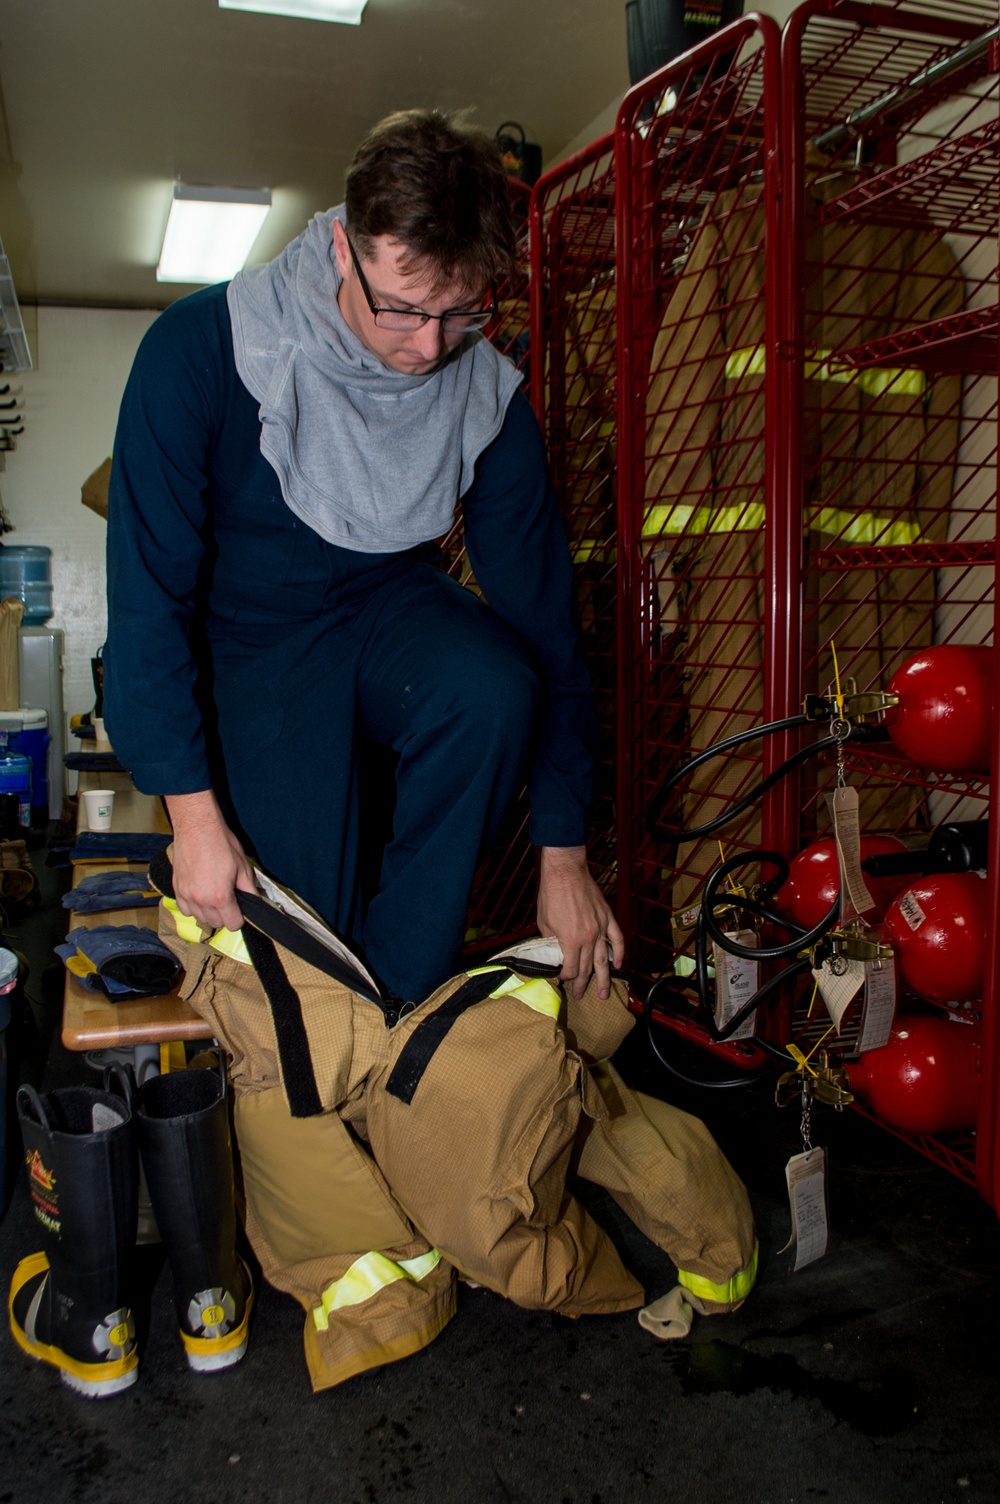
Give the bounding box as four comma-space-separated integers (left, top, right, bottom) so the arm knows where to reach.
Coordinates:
800, 1078, 814, 1151
830, 715, 851, 789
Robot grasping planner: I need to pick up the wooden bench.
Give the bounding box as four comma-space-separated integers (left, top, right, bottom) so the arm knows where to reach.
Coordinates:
61, 765, 211, 1072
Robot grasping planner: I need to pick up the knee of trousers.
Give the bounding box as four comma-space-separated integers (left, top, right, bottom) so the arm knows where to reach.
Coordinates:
445, 650, 543, 765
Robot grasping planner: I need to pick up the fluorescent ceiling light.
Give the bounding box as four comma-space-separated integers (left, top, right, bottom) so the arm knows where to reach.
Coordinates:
219, 0, 368, 22
157, 185, 272, 284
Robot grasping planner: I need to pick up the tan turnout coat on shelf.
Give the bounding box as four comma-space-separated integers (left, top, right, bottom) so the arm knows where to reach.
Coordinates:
644, 166, 963, 910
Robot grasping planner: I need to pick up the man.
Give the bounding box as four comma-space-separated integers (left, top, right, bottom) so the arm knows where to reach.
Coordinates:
105, 108, 624, 1003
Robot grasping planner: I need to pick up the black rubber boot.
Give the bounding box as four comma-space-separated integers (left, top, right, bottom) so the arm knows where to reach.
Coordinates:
9, 1082, 139, 1398
134, 1065, 253, 1372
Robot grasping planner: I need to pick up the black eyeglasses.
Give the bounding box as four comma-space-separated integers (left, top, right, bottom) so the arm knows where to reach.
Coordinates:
345, 230, 497, 334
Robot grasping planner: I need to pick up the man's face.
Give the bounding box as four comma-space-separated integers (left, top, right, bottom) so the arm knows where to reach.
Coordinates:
332, 219, 487, 375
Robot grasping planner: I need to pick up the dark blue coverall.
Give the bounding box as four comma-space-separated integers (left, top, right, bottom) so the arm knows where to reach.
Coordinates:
105, 284, 595, 1000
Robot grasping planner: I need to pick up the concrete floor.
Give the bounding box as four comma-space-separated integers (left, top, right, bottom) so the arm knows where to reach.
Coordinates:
2, 852, 998, 1504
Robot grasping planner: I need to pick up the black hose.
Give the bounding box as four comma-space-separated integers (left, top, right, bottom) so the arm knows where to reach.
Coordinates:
641, 848, 839, 1083
643, 979, 775, 1089
700, 851, 840, 961
646, 714, 808, 841
691, 906, 811, 1046
646, 721, 891, 843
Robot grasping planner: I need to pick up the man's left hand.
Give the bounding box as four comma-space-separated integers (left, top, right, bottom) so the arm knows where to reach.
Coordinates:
536, 845, 626, 1000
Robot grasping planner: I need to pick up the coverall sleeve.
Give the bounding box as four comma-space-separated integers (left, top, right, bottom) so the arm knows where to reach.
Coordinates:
103, 298, 221, 795
461, 389, 596, 848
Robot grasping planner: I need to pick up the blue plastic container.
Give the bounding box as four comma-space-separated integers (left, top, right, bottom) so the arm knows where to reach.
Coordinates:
0, 711, 49, 827
0, 753, 31, 829
0, 545, 53, 626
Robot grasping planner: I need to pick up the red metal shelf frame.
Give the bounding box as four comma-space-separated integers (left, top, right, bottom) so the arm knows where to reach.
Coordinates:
604, 0, 999, 1198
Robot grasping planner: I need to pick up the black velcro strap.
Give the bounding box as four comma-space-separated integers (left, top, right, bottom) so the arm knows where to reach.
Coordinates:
384, 970, 515, 1106
240, 923, 323, 1119
485, 956, 562, 978
236, 890, 383, 1006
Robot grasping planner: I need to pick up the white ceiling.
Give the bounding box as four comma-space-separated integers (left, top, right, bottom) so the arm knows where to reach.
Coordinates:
0, 0, 629, 310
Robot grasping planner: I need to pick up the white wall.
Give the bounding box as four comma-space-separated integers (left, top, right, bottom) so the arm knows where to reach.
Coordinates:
1, 306, 158, 735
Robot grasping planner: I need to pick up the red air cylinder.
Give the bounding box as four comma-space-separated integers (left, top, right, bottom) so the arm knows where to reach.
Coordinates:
883, 872, 989, 1004
885, 644, 994, 773
845, 1013, 981, 1135
775, 836, 910, 929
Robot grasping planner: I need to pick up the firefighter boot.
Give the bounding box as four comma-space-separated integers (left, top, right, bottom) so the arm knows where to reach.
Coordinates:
9, 1082, 139, 1398
134, 1065, 253, 1372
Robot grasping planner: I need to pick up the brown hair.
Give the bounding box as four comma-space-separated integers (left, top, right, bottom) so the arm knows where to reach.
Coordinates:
344, 109, 517, 294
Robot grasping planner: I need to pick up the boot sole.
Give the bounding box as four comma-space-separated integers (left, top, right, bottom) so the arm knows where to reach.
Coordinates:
9, 1253, 139, 1399
181, 1258, 255, 1373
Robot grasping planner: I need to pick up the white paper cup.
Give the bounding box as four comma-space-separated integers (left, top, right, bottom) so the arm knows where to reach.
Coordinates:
82, 788, 115, 831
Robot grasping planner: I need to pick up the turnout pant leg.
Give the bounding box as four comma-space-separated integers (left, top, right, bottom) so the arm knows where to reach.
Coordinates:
573, 1061, 757, 1310
234, 1087, 456, 1392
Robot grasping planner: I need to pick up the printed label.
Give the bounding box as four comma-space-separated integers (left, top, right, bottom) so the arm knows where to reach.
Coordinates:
712, 929, 758, 1040
26, 1148, 60, 1235
896, 890, 926, 931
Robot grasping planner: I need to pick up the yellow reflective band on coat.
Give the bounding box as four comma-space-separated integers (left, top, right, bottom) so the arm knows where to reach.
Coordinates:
571, 538, 616, 565
467, 967, 563, 1020
677, 1243, 758, 1306
807, 506, 922, 547
642, 502, 765, 538
724, 344, 926, 399
641, 501, 921, 548
312, 1248, 442, 1331
162, 897, 251, 964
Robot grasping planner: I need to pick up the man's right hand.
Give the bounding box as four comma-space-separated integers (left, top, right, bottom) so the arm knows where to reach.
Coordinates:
164, 790, 256, 932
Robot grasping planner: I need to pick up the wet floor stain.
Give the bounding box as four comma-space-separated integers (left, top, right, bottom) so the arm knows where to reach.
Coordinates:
676, 1340, 919, 1436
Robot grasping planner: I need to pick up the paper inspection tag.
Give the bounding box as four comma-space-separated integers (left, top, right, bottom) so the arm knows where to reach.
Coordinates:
831, 786, 875, 923
781, 1147, 829, 1271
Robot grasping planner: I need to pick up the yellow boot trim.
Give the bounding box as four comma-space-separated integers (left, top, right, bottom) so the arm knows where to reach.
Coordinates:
313, 1248, 442, 1331
180, 1263, 255, 1365
159, 1040, 187, 1073
8, 1252, 139, 1396
677, 1244, 759, 1308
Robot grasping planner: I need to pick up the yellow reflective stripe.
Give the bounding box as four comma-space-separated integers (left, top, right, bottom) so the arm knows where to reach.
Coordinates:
162, 896, 250, 964
642, 502, 766, 538
163, 897, 206, 943
678, 1244, 758, 1306
494, 975, 562, 1019
209, 928, 252, 965
312, 1248, 442, 1331
724, 345, 765, 380
725, 344, 926, 398
571, 539, 616, 564
807, 506, 922, 547
467, 966, 562, 1019
642, 501, 921, 546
